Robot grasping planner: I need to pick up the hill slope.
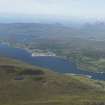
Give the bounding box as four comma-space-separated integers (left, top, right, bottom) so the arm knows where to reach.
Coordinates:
0, 57, 105, 105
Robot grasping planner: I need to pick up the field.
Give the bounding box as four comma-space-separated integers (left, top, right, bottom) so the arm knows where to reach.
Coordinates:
0, 57, 105, 105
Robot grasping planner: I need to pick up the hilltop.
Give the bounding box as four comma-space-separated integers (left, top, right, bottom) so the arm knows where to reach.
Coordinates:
0, 57, 105, 105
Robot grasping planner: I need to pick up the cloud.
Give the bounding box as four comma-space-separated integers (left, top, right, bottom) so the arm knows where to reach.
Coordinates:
0, 0, 105, 20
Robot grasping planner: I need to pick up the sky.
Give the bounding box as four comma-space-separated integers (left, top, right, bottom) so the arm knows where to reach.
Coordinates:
0, 0, 105, 22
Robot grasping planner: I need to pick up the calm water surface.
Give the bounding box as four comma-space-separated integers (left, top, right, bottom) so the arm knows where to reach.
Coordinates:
0, 44, 105, 81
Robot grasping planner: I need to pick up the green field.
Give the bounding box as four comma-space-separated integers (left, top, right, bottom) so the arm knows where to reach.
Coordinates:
0, 57, 105, 105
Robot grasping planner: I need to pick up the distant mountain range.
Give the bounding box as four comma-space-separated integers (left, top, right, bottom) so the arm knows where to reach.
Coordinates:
0, 22, 105, 40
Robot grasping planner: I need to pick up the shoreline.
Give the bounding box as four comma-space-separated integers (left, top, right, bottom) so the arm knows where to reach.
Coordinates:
64, 73, 92, 79
1, 42, 105, 81
31, 52, 56, 57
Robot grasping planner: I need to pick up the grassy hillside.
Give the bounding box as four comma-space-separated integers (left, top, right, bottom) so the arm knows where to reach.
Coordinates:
0, 57, 105, 105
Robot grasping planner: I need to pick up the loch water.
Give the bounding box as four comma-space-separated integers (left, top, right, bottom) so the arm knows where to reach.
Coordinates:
0, 44, 105, 81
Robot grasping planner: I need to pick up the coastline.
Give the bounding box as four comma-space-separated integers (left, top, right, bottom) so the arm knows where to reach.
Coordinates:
65, 73, 92, 79
1, 42, 105, 80
31, 52, 56, 57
